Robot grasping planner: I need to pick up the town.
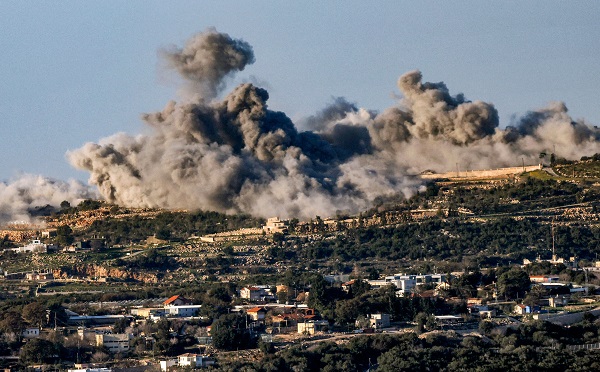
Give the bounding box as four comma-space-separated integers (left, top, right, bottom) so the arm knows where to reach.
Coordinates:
4, 161, 600, 370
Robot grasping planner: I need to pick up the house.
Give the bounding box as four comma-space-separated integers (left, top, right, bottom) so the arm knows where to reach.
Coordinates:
95, 333, 132, 353
8, 240, 49, 254
369, 314, 391, 329
163, 295, 192, 307
549, 295, 569, 307
240, 286, 275, 302
367, 274, 417, 296
177, 353, 215, 368
247, 307, 267, 321
160, 359, 177, 372
131, 307, 167, 319
25, 271, 54, 281
297, 320, 329, 335
240, 287, 263, 301
262, 217, 288, 234
342, 280, 356, 293
514, 304, 530, 315
166, 305, 203, 317
22, 327, 40, 338
530, 275, 560, 283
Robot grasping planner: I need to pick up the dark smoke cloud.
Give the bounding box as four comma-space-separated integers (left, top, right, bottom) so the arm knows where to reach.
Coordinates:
162, 27, 255, 98
67, 29, 600, 219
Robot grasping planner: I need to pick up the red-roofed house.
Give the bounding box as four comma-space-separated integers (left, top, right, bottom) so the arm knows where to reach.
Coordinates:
247, 307, 267, 321
163, 295, 192, 307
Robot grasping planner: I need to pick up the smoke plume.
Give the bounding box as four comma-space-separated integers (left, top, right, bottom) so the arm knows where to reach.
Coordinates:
0, 174, 97, 224
67, 29, 600, 219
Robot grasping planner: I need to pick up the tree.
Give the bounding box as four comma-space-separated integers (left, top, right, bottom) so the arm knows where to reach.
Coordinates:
56, 225, 74, 247
498, 269, 531, 299
22, 302, 46, 328
60, 200, 71, 209
211, 314, 254, 351
0, 311, 24, 336
20, 339, 59, 364
155, 227, 171, 241
307, 274, 329, 312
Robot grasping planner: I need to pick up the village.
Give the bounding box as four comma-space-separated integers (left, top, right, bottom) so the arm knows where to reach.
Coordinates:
2, 213, 600, 371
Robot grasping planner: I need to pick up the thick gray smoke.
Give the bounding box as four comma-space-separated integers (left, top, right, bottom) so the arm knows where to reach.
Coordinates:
0, 174, 97, 224
67, 30, 600, 219
162, 27, 255, 98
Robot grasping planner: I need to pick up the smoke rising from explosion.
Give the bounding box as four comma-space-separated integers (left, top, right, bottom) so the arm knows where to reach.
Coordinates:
0, 174, 97, 224
64, 29, 600, 219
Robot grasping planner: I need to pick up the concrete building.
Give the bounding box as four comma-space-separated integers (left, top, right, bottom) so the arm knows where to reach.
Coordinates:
369, 314, 391, 329
25, 271, 54, 281
297, 320, 329, 335
367, 274, 417, 296
22, 327, 40, 338
96, 333, 132, 353
262, 217, 288, 234
166, 305, 202, 317
177, 354, 215, 368
8, 240, 50, 253
160, 359, 177, 372
240, 286, 275, 302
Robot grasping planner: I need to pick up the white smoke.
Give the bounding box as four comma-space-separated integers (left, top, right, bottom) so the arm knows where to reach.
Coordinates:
66, 29, 600, 219
0, 174, 97, 224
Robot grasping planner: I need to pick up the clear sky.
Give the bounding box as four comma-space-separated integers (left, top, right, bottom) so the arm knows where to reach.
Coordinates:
1, 1, 599, 182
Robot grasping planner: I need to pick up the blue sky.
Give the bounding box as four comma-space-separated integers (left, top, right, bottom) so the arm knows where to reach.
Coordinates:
1, 1, 599, 182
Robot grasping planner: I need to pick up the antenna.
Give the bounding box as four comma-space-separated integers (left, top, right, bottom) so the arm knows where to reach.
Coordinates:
552, 218, 556, 260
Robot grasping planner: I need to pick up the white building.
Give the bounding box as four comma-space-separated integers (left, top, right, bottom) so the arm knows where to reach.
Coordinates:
177, 353, 215, 368
166, 305, 203, 317
369, 314, 391, 329
9, 240, 50, 253
96, 333, 132, 353
240, 285, 275, 302
160, 359, 177, 372
367, 274, 416, 296
22, 327, 40, 338
262, 217, 288, 234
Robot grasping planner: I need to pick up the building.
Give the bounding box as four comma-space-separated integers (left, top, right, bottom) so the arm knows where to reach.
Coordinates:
263, 217, 288, 234
530, 275, 560, 283
514, 304, 530, 315
369, 314, 391, 329
297, 320, 329, 335
131, 307, 166, 319
367, 274, 417, 296
68, 314, 133, 326
166, 305, 203, 317
25, 271, 54, 281
177, 353, 215, 368
22, 327, 40, 338
163, 295, 192, 307
247, 307, 267, 321
239, 286, 275, 302
96, 333, 132, 353
160, 359, 177, 372
8, 240, 50, 253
